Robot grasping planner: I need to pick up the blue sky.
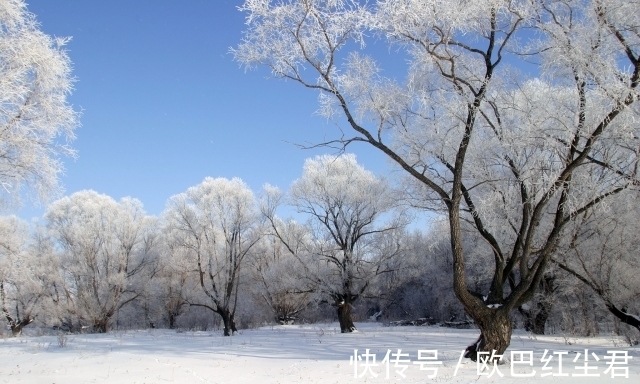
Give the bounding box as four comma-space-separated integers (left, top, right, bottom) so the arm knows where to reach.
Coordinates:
17, 0, 390, 221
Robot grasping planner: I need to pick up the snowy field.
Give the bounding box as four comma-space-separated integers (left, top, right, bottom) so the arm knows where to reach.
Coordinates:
1, 323, 638, 383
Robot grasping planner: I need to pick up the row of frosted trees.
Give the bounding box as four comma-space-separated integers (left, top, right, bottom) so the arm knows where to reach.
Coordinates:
1, 155, 411, 336
2, 154, 639, 340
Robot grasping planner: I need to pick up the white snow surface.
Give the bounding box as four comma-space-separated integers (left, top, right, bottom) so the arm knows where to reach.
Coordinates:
1, 322, 638, 383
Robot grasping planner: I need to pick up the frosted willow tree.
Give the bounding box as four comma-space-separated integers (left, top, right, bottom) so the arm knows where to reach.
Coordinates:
0, 216, 44, 335
152, 236, 195, 329
0, 0, 78, 209
45, 191, 158, 333
263, 154, 406, 332
235, 0, 640, 357
249, 222, 314, 325
553, 190, 640, 333
164, 177, 262, 336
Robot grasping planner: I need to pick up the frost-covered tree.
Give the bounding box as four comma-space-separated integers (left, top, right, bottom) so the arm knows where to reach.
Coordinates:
152, 233, 197, 329
0, 215, 43, 335
553, 190, 640, 333
45, 191, 158, 333
164, 177, 262, 336
0, 0, 79, 209
249, 224, 314, 325
263, 154, 406, 332
517, 270, 558, 335
235, 0, 640, 358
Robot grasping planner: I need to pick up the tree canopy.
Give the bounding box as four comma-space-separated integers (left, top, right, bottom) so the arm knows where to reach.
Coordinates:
0, 0, 78, 209
234, 0, 640, 357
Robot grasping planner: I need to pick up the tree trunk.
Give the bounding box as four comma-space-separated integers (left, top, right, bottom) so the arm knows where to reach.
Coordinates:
10, 317, 34, 337
525, 275, 555, 335
93, 318, 109, 333
219, 309, 237, 336
337, 301, 356, 333
520, 299, 553, 335
532, 303, 551, 335
231, 315, 238, 334
168, 312, 177, 329
464, 309, 512, 362
0, 283, 34, 337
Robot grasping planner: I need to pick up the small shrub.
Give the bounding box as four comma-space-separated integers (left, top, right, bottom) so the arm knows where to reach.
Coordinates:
57, 333, 68, 348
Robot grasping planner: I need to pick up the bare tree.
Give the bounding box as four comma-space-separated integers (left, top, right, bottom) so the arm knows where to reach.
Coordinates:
263, 154, 407, 332
45, 190, 158, 333
0, 0, 79, 209
234, 0, 640, 358
163, 177, 262, 336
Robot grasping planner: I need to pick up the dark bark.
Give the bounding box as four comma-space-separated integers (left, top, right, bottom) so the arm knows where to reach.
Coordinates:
271, 299, 309, 325
464, 309, 512, 362
531, 305, 551, 334
520, 275, 556, 335
520, 301, 552, 335
337, 301, 356, 333
166, 299, 187, 330
1, 283, 36, 337
605, 304, 640, 332
10, 317, 34, 337
92, 318, 109, 333
276, 307, 297, 324
219, 308, 237, 336
187, 302, 238, 336
168, 312, 178, 329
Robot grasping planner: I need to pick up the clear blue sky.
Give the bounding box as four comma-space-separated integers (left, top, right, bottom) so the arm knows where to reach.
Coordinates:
18, 0, 389, 221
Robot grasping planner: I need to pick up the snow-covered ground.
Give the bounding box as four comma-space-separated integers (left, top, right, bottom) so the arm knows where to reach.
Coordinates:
1, 323, 638, 383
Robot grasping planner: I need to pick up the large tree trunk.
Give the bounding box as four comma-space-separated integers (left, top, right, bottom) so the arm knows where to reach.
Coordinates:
464, 309, 512, 362
337, 301, 356, 333
219, 308, 237, 336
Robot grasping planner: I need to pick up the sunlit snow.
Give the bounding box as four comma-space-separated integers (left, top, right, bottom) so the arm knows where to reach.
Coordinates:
1, 323, 638, 383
